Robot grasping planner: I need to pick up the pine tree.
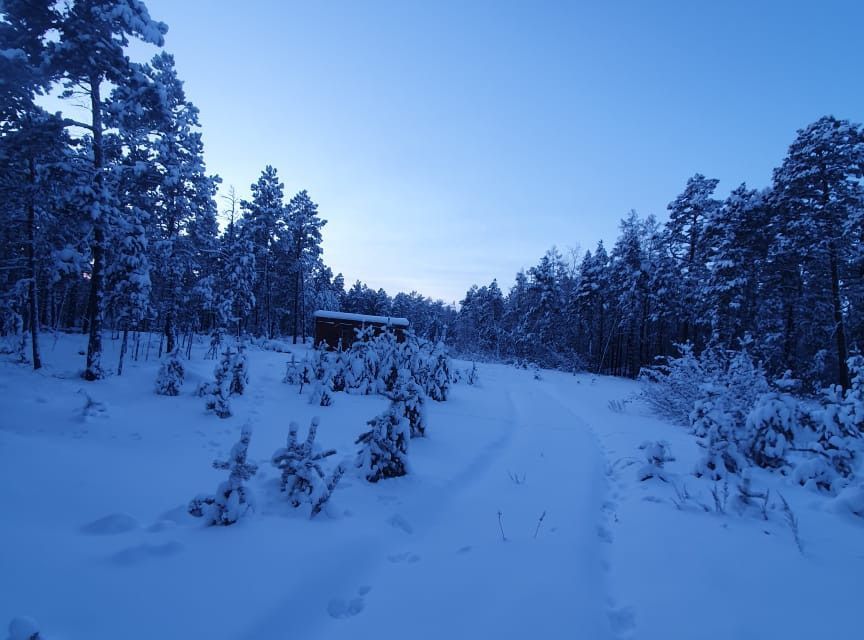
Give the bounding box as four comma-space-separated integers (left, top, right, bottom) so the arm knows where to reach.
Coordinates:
155, 348, 184, 396
271, 417, 344, 517
665, 174, 721, 347
144, 52, 221, 354
241, 166, 285, 338
356, 403, 410, 482
49, 0, 167, 380
189, 426, 258, 526
770, 116, 864, 388
284, 190, 326, 344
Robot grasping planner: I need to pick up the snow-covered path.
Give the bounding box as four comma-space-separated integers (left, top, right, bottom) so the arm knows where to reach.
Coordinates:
1, 339, 616, 640
268, 365, 612, 640
3, 337, 862, 640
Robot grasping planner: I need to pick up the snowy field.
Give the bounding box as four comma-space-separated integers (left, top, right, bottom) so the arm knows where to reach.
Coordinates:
1, 334, 861, 640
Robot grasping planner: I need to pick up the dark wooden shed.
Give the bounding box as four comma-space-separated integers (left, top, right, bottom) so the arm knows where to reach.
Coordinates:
312, 310, 410, 349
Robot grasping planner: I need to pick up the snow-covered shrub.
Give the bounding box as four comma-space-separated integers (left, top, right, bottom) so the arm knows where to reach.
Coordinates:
426, 345, 451, 401
467, 361, 479, 386
390, 372, 428, 438
329, 351, 347, 392
283, 354, 302, 385
155, 349, 184, 396
309, 381, 333, 407
309, 345, 328, 383
641, 344, 769, 427
834, 482, 864, 518
271, 417, 345, 517
450, 366, 463, 384
343, 347, 369, 394
229, 344, 248, 396
203, 348, 232, 418
637, 440, 675, 482
356, 402, 410, 482
792, 369, 863, 493
744, 391, 796, 470
188, 426, 258, 526
689, 384, 748, 479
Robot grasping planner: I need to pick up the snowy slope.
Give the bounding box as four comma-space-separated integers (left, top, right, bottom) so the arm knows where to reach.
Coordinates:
1, 335, 861, 639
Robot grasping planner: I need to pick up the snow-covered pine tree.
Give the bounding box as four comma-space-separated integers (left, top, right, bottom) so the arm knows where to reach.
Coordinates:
229, 343, 248, 396
769, 117, 864, 389
105, 206, 151, 376
664, 173, 721, 349
390, 371, 428, 438
284, 190, 326, 344
0, 0, 73, 372
329, 349, 347, 392
141, 52, 220, 355
744, 390, 797, 470
467, 361, 479, 386
240, 166, 285, 338
283, 353, 302, 385
217, 211, 256, 338
155, 348, 184, 396
203, 346, 233, 418
189, 426, 258, 526
271, 417, 345, 517
48, 0, 167, 380
426, 344, 451, 401
355, 402, 410, 482
309, 380, 333, 407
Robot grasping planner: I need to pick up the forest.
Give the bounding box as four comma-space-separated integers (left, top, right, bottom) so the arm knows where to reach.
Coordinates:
3, 0, 863, 395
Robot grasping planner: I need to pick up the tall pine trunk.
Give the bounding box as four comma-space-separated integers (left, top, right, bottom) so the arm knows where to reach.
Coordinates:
117, 327, 129, 376
829, 242, 850, 389
292, 268, 300, 344
84, 74, 105, 381
27, 158, 41, 370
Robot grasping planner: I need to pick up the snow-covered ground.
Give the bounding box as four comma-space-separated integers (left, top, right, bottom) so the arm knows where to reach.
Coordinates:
1, 334, 861, 639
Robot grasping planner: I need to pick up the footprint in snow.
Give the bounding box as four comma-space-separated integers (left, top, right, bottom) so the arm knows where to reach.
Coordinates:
110, 541, 184, 566
456, 545, 472, 554
387, 514, 413, 534
597, 525, 613, 544
80, 513, 139, 535
607, 606, 636, 637
327, 587, 370, 619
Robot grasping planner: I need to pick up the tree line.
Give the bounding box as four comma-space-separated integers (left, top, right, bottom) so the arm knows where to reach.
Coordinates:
0, 0, 453, 377
452, 117, 864, 390
3, 2, 862, 392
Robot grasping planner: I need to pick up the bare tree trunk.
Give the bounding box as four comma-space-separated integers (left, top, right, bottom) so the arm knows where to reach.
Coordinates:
117, 327, 129, 376
26, 158, 41, 370
292, 268, 300, 344
84, 74, 105, 380
164, 311, 175, 354
829, 242, 850, 389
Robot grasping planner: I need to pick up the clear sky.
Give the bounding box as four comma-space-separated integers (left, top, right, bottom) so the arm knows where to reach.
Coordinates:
135, 0, 864, 304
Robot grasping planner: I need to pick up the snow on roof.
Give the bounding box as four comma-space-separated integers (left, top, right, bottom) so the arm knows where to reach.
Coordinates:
312, 310, 410, 327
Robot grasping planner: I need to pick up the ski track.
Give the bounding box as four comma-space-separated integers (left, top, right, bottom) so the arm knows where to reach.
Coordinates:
1, 342, 623, 640
252, 368, 616, 640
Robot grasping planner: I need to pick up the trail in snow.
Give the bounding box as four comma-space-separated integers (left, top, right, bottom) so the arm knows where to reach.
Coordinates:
257, 365, 613, 640
5, 338, 860, 640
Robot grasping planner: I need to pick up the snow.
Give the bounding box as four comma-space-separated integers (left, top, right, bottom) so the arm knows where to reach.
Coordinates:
312, 310, 410, 327
1, 334, 861, 639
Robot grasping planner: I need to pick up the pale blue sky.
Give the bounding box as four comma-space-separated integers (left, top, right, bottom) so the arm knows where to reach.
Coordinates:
136, 0, 863, 303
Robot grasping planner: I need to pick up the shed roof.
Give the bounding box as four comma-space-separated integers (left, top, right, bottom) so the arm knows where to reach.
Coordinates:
312, 310, 410, 327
